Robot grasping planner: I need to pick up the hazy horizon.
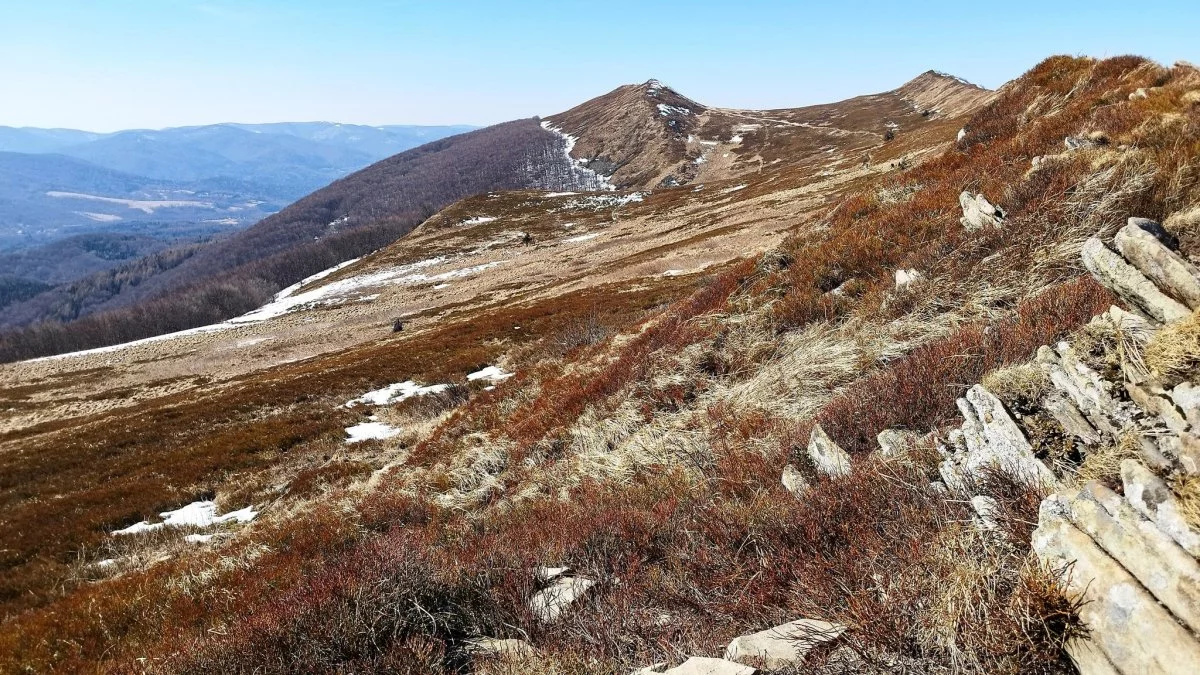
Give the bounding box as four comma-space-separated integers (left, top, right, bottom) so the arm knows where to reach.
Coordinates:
3, 0, 1198, 132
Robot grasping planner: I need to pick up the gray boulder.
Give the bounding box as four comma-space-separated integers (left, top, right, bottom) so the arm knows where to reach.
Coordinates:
807, 425, 852, 477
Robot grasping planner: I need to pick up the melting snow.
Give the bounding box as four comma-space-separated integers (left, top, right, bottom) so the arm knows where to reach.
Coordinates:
433, 283, 450, 289
112, 501, 258, 535
345, 421, 401, 443
348, 381, 450, 407
460, 216, 497, 226
540, 121, 616, 191
467, 365, 513, 382
661, 269, 687, 277
185, 533, 215, 544
544, 191, 579, 197
657, 103, 692, 116
729, 135, 744, 144
723, 184, 749, 194
565, 233, 601, 243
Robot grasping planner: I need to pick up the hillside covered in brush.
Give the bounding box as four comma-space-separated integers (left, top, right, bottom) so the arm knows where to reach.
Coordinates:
3, 56, 1200, 674
0, 71, 985, 361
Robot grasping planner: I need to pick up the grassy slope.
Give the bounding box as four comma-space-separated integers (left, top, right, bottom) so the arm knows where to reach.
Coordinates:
3, 56, 1200, 674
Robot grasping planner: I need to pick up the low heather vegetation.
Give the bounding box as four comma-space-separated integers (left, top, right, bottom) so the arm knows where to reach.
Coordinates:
2, 55, 1199, 673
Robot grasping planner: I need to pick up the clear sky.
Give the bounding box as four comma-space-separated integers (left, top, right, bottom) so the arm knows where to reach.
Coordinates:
3, 0, 1198, 131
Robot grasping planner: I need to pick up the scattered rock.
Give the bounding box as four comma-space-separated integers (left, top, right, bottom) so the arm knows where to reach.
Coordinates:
1114, 220, 1200, 309
956, 127, 967, 143
1064, 134, 1106, 151
894, 268, 922, 292
781, 464, 809, 497
663, 657, 757, 675
723, 619, 846, 670
876, 428, 921, 457
1081, 238, 1191, 324
807, 425, 852, 477
959, 191, 1006, 231
466, 637, 538, 660
535, 566, 573, 583
530, 575, 596, 623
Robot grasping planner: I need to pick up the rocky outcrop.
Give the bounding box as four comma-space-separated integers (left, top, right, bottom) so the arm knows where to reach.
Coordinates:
723, 619, 845, 670
938, 385, 1057, 492
1082, 236, 1191, 324
959, 191, 1006, 231
942, 212, 1200, 674
1114, 219, 1200, 310
808, 425, 852, 477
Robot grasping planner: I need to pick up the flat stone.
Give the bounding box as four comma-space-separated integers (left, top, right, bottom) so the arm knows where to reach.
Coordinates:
1121, 459, 1200, 557
663, 657, 757, 675
723, 619, 846, 670
807, 424, 851, 477
1126, 382, 1189, 433
1082, 237, 1191, 324
1067, 637, 1122, 675
1045, 393, 1103, 445
466, 637, 538, 660
781, 464, 809, 497
1116, 221, 1200, 310
530, 576, 596, 623
1033, 496, 1200, 674
1064, 482, 1200, 634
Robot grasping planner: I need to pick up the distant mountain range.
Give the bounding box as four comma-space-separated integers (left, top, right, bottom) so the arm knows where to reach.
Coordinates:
0, 122, 477, 255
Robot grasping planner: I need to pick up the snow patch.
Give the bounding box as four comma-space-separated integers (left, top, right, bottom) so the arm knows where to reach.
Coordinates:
467, 365, 513, 382
460, 216, 497, 226
722, 184, 749, 194
564, 233, 601, 243
112, 501, 258, 535
348, 381, 450, 407
345, 421, 402, 443
657, 103, 692, 117
540, 121, 616, 191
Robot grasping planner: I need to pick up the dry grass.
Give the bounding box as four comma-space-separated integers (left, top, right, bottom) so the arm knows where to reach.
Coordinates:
6, 55, 1200, 674
1145, 309, 1200, 385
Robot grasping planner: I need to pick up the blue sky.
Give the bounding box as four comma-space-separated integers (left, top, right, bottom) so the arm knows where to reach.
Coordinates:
2, 0, 1198, 131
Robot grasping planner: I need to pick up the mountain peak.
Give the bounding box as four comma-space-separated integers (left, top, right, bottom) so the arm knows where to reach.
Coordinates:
896, 70, 993, 117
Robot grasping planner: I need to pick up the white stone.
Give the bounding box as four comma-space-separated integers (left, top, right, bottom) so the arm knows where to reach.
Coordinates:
807, 425, 851, 477
723, 619, 845, 670
530, 576, 596, 623
781, 464, 809, 497
1082, 237, 1190, 324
